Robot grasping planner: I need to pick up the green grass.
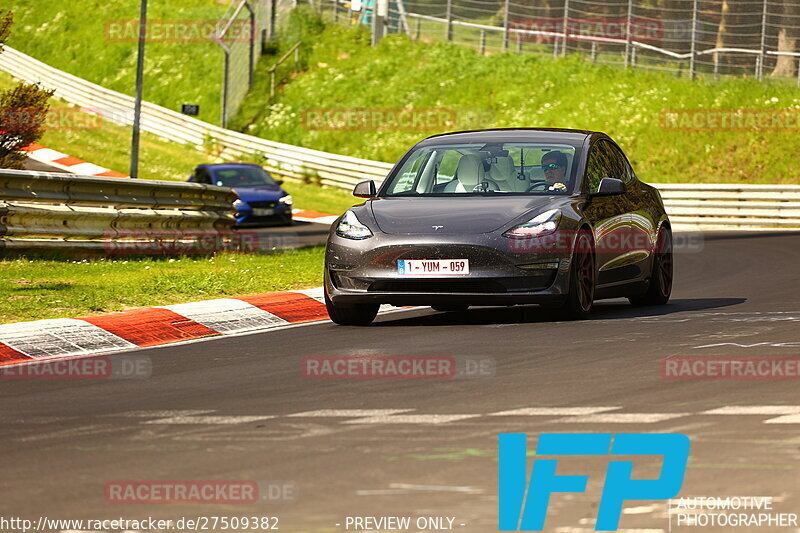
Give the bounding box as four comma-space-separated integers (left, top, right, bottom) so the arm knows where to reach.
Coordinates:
234, 9, 800, 184
0, 247, 325, 324
4, 0, 229, 125
0, 70, 357, 215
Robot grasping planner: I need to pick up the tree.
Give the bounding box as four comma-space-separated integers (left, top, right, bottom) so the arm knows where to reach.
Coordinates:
0, 10, 54, 169
771, 0, 800, 77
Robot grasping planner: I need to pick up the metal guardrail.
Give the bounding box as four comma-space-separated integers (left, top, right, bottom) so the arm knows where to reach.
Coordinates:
0, 46, 394, 191
0, 169, 238, 253
656, 184, 800, 229
2, 48, 799, 229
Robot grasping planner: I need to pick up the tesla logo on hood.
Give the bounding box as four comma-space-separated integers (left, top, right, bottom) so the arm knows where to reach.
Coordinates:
432, 225, 444, 230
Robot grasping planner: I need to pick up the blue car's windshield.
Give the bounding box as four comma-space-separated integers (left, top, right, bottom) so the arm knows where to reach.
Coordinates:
382, 142, 578, 196
212, 167, 277, 188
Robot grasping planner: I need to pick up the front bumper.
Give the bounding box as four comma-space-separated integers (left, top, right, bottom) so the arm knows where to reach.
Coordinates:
235, 203, 293, 226
325, 232, 574, 306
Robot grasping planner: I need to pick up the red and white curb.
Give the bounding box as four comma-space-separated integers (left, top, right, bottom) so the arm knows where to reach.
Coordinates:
291, 209, 338, 225
0, 287, 330, 367
22, 142, 129, 177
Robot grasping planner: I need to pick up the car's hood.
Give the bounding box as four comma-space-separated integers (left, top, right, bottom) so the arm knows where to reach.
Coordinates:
369, 196, 559, 234
233, 186, 284, 202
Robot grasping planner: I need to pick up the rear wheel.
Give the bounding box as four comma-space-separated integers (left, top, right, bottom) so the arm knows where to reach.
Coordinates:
629, 227, 673, 306
431, 305, 469, 313
554, 230, 595, 320
325, 291, 379, 326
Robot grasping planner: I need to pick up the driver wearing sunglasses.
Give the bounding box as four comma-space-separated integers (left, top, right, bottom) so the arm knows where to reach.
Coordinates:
541, 151, 567, 192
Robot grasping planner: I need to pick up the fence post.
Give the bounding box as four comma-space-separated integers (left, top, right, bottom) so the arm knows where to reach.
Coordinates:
689, 0, 697, 80
502, 0, 510, 52
517, 34, 522, 53
561, 0, 569, 57
480, 29, 486, 55
591, 41, 597, 62
757, 0, 768, 80
247, 2, 255, 88
415, 17, 421, 40
624, 0, 633, 68
333, 0, 339, 22
222, 49, 230, 126
445, 0, 453, 41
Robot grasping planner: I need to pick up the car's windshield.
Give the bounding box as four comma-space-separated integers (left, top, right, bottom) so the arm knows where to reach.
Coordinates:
212, 166, 277, 187
381, 142, 578, 196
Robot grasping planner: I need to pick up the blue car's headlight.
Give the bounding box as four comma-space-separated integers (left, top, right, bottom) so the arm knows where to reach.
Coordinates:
278, 194, 293, 205
503, 209, 561, 239
233, 199, 247, 211
336, 210, 373, 240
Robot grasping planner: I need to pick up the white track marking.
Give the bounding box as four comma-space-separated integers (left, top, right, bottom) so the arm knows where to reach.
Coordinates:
105, 410, 215, 418
159, 298, 286, 334
343, 414, 479, 425
0, 318, 135, 359
700, 406, 800, 415
553, 413, 690, 424
287, 409, 413, 418
67, 162, 108, 175
764, 414, 800, 424
694, 342, 800, 349
291, 287, 325, 303
490, 407, 621, 416
143, 415, 276, 425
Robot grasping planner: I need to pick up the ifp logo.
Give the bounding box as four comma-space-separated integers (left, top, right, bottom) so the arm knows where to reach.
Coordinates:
498, 433, 690, 531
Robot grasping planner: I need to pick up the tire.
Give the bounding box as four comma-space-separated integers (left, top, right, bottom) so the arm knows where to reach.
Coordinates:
554, 230, 595, 320
431, 305, 469, 313
629, 227, 673, 307
325, 291, 379, 326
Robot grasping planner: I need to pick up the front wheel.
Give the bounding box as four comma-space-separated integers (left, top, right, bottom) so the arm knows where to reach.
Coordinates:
553, 230, 595, 320
629, 227, 673, 306
325, 291, 379, 326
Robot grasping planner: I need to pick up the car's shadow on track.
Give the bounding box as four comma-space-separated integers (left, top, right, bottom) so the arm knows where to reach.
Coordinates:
372, 297, 746, 326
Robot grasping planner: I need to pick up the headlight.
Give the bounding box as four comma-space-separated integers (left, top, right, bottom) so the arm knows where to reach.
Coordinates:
503, 209, 561, 239
278, 194, 293, 205
336, 210, 373, 240
233, 199, 247, 211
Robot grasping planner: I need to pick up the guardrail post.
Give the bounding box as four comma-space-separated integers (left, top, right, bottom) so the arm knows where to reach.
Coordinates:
333, 0, 339, 22
130, 0, 148, 179
561, 0, 569, 57
591, 41, 597, 62
445, 0, 453, 41
517, 35, 522, 54
624, 0, 633, 68
414, 17, 421, 40
689, 0, 697, 80
480, 29, 486, 55
502, 0, 510, 52
757, 0, 768, 80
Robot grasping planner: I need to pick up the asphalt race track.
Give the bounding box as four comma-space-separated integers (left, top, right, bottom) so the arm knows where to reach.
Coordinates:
2, 231, 800, 532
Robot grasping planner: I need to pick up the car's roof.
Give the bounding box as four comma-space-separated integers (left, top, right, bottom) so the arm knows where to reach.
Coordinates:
417, 128, 599, 147
195, 162, 263, 170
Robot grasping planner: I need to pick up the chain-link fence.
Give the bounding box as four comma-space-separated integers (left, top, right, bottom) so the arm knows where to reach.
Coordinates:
216, 0, 276, 127
316, 0, 800, 84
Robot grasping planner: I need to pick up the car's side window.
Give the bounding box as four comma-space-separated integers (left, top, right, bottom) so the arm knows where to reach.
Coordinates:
195, 168, 212, 184
606, 142, 635, 185
585, 142, 614, 194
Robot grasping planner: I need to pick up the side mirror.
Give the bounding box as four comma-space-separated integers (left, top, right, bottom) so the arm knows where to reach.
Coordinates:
353, 180, 376, 198
592, 177, 625, 196
275, 179, 284, 186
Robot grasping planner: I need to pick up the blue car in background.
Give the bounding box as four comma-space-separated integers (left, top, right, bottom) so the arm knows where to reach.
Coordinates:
189, 163, 293, 226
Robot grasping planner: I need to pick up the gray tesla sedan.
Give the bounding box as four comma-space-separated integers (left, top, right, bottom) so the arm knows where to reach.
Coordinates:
324, 128, 673, 325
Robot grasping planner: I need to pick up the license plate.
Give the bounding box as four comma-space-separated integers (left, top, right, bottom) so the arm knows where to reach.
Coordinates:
397, 259, 470, 275
252, 208, 275, 216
